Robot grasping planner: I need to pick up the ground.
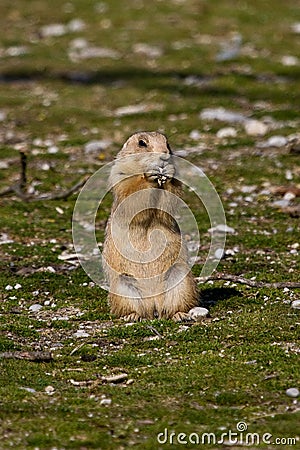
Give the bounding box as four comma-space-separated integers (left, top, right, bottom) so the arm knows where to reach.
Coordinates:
0, 0, 299, 449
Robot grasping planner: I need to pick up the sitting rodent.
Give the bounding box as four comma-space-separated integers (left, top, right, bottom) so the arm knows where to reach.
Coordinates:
102, 131, 198, 321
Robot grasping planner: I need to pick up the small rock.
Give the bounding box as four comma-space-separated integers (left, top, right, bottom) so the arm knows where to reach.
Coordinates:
103, 373, 128, 384
267, 136, 288, 147
73, 330, 90, 338
214, 248, 224, 259
84, 139, 111, 154
47, 145, 59, 154
20, 387, 36, 394
216, 127, 237, 138
114, 104, 148, 117
291, 22, 300, 34
0, 161, 9, 169
208, 224, 236, 234
188, 307, 209, 321
291, 300, 300, 309
272, 199, 291, 208
67, 18, 86, 32
29, 304, 43, 312
281, 55, 299, 66
14, 283, 22, 289
45, 385, 55, 395
0, 233, 13, 244
6, 46, 28, 57
132, 43, 163, 58
5, 285, 13, 291
286, 387, 299, 398
0, 111, 7, 122
200, 107, 246, 123
100, 398, 112, 406
189, 129, 202, 140
40, 23, 67, 38
244, 119, 268, 136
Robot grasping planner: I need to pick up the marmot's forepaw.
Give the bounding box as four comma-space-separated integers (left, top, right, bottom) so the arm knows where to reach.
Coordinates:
171, 312, 194, 322
122, 313, 143, 322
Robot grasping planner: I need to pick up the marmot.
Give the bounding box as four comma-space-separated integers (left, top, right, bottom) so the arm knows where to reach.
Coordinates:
102, 131, 198, 321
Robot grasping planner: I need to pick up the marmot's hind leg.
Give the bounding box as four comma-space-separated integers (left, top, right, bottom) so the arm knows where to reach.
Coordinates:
109, 274, 156, 320
156, 264, 198, 320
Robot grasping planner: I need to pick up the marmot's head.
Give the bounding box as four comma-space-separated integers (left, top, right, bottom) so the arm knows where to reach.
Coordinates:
118, 131, 172, 157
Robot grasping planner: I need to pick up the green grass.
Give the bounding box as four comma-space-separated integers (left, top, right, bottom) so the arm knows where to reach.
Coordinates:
0, 0, 300, 448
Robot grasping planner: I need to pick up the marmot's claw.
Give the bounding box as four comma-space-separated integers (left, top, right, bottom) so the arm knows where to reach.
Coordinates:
171, 312, 194, 322
122, 313, 143, 322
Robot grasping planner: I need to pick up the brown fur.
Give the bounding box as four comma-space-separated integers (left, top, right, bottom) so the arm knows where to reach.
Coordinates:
102, 131, 198, 321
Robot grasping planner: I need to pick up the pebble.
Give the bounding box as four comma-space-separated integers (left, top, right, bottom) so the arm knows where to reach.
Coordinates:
73, 330, 90, 338
188, 307, 209, 321
214, 248, 224, 259
216, 127, 237, 138
291, 300, 300, 309
84, 139, 111, 154
208, 224, 236, 234
286, 387, 299, 398
0, 161, 9, 169
103, 373, 128, 384
0, 111, 7, 122
20, 387, 36, 394
200, 107, 246, 123
132, 43, 163, 58
244, 119, 268, 136
29, 304, 43, 312
281, 55, 299, 66
40, 23, 67, 38
291, 22, 300, 34
100, 398, 112, 406
45, 385, 55, 395
267, 136, 288, 148
189, 129, 202, 140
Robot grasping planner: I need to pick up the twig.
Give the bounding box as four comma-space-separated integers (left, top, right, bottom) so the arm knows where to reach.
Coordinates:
20, 151, 27, 193
0, 150, 88, 201
0, 351, 53, 362
145, 324, 164, 339
196, 273, 300, 289
32, 177, 88, 201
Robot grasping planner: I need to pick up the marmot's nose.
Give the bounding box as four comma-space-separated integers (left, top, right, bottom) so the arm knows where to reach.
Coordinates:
159, 153, 170, 161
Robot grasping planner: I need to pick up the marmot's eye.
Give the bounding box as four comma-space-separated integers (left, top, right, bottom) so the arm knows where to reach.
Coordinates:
138, 139, 148, 147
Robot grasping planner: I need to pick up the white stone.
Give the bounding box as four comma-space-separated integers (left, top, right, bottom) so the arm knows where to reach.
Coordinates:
45, 385, 55, 395
0, 111, 7, 122
200, 107, 246, 123
29, 304, 43, 312
208, 224, 236, 234
267, 136, 288, 147
100, 398, 112, 406
84, 139, 111, 154
244, 119, 268, 136
188, 307, 209, 321
214, 248, 224, 259
40, 24, 67, 38
291, 300, 300, 309
291, 22, 300, 34
73, 330, 90, 338
216, 127, 237, 138
189, 130, 202, 140
281, 55, 299, 66
286, 387, 299, 398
